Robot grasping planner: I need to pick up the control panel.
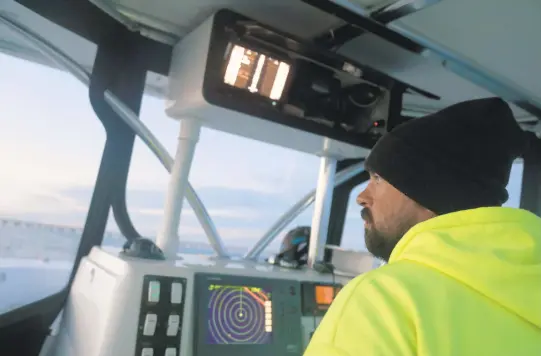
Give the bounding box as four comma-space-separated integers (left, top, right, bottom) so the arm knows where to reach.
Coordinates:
300, 282, 342, 342
59, 248, 348, 356
135, 275, 187, 356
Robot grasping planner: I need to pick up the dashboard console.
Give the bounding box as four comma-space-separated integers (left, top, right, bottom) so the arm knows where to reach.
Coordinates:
53, 248, 351, 356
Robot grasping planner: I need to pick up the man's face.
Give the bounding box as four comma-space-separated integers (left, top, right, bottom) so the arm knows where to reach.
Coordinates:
356, 172, 435, 262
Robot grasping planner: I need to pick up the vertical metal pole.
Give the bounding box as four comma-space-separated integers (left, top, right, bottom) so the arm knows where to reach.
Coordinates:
104, 94, 229, 257
307, 152, 338, 268
244, 161, 365, 260
520, 134, 541, 216
156, 119, 201, 259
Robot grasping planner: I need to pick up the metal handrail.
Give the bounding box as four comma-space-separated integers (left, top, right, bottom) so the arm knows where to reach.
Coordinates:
244, 160, 365, 260
0, 14, 229, 257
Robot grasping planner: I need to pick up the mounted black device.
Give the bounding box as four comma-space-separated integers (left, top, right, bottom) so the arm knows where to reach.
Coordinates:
166, 9, 439, 150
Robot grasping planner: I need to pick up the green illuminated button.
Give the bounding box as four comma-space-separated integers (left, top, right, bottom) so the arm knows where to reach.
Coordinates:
148, 281, 160, 303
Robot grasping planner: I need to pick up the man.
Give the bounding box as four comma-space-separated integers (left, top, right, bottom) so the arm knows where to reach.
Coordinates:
304, 98, 541, 355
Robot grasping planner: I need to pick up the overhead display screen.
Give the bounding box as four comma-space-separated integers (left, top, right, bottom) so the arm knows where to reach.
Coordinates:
223, 44, 291, 101
207, 284, 273, 345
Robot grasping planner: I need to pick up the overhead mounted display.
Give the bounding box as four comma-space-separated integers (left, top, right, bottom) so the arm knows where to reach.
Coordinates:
166, 9, 439, 152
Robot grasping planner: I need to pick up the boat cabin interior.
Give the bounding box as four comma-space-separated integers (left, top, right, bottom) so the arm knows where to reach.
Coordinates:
0, 0, 540, 355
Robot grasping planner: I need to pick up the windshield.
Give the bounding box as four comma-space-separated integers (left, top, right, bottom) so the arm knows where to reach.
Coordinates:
125, 92, 324, 256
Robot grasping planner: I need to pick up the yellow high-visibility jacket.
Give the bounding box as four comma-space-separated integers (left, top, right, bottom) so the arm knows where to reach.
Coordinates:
304, 207, 541, 356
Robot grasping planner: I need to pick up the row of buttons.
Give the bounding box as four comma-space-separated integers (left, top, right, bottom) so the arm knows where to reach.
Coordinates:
143, 314, 181, 337
141, 347, 177, 356
148, 281, 183, 304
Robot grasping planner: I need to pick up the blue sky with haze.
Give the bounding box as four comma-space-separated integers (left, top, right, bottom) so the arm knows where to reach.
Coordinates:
0, 53, 525, 254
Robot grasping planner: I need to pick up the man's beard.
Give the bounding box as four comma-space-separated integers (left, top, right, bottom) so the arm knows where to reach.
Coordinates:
362, 208, 405, 262
364, 227, 401, 262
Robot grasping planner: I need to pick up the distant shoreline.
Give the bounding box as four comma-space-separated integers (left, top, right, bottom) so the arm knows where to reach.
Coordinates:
1, 221, 272, 261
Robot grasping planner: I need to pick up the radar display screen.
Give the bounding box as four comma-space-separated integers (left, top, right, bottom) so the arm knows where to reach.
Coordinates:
207, 284, 272, 345
223, 44, 290, 101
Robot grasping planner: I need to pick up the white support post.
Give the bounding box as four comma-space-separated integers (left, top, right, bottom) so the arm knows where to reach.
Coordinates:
307, 151, 337, 269
156, 119, 201, 259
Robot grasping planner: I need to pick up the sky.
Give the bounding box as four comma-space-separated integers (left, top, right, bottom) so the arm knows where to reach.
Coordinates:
0, 52, 525, 256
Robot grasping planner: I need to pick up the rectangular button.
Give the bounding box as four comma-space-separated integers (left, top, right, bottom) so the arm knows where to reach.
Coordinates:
143, 313, 157, 336
166, 314, 180, 336
141, 348, 154, 356
148, 281, 160, 303
164, 348, 177, 356
171, 282, 183, 304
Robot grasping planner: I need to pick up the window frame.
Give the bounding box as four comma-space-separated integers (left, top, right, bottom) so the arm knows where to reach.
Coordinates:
325, 159, 368, 260
0, 22, 151, 356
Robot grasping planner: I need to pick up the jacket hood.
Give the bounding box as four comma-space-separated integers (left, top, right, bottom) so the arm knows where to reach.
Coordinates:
389, 207, 541, 329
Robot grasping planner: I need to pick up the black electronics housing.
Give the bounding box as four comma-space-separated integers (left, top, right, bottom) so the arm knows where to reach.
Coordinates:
201, 9, 438, 148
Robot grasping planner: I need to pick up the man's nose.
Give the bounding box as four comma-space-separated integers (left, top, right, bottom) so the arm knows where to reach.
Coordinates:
356, 188, 369, 207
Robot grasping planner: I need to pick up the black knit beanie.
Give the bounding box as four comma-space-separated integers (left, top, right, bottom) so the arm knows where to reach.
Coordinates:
365, 98, 527, 215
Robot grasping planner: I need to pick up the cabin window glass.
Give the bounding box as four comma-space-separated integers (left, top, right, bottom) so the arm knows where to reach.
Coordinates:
503, 160, 524, 208
340, 160, 524, 251
125, 93, 319, 258
340, 181, 369, 251
0, 53, 106, 313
